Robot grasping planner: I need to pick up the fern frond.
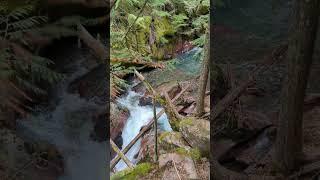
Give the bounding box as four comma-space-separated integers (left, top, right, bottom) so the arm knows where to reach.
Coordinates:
8, 5, 34, 20
9, 16, 47, 31
15, 76, 46, 95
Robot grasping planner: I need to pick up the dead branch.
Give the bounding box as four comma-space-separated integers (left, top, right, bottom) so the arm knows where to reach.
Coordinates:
78, 23, 107, 61
110, 139, 134, 169
211, 78, 254, 120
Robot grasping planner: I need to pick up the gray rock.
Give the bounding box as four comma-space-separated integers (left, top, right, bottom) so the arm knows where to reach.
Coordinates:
179, 117, 210, 156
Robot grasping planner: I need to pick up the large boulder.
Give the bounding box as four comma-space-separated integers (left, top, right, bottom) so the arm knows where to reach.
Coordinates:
159, 153, 199, 180
179, 117, 210, 156
110, 102, 129, 158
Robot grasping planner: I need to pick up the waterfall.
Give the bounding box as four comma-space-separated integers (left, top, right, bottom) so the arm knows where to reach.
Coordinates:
16, 57, 107, 180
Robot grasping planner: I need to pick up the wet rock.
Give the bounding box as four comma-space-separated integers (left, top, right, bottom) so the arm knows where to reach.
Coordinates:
110, 102, 129, 140
68, 65, 107, 102
179, 117, 210, 156
137, 132, 156, 163
114, 133, 123, 149
132, 82, 146, 94
159, 153, 199, 180
90, 111, 107, 142
139, 96, 153, 106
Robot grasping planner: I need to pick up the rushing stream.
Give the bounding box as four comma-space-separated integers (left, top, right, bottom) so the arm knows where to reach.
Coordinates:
16, 55, 107, 180
114, 89, 172, 171
113, 47, 203, 172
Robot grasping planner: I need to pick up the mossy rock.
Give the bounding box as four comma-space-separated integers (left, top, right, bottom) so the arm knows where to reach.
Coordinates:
159, 131, 190, 151
175, 147, 202, 161
179, 117, 210, 157
111, 162, 154, 180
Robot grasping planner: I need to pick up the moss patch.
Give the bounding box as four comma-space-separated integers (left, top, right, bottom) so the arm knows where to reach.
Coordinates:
159, 131, 171, 142
175, 147, 202, 161
111, 163, 154, 180
179, 117, 194, 128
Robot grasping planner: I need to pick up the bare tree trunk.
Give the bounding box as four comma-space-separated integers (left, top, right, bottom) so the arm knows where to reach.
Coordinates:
275, 0, 320, 174
196, 32, 209, 116
153, 97, 158, 162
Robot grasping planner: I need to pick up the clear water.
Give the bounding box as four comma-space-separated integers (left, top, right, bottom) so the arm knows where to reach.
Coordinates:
114, 90, 172, 171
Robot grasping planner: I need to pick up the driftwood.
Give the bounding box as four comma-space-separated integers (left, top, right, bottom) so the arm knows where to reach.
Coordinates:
110, 84, 191, 169
110, 139, 134, 169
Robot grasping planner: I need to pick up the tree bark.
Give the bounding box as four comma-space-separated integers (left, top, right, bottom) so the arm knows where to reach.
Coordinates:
275, 0, 320, 174
196, 32, 210, 116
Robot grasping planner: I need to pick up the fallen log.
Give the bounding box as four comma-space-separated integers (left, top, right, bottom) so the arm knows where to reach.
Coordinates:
78, 24, 164, 69
110, 84, 191, 169
163, 92, 183, 126
211, 78, 254, 120
112, 57, 165, 69
110, 139, 134, 169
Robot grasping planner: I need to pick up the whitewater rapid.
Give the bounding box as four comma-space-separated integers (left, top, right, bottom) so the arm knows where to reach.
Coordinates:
114, 90, 172, 171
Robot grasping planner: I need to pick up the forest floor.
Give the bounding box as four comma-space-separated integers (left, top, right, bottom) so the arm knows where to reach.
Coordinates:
212, 22, 320, 179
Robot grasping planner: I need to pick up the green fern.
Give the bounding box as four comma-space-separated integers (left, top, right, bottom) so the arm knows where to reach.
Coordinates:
110, 0, 210, 98
0, 4, 70, 115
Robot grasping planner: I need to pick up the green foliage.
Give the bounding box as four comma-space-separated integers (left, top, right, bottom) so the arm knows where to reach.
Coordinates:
0, 4, 71, 114
111, 162, 154, 180
110, 0, 209, 98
